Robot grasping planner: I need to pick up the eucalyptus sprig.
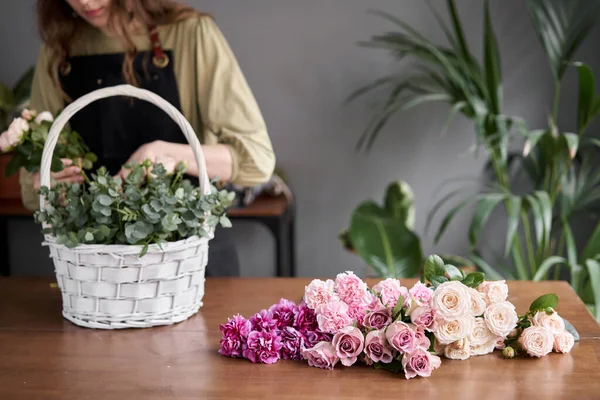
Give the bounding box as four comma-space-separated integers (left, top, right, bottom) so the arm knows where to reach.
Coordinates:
34, 160, 235, 257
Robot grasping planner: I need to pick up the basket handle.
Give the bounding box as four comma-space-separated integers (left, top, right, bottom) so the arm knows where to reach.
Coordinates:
39, 84, 211, 210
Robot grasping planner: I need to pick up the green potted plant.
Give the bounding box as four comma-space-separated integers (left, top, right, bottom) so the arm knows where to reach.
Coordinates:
349, 0, 600, 318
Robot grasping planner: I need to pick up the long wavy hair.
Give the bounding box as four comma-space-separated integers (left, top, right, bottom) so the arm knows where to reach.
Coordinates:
37, 0, 204, 93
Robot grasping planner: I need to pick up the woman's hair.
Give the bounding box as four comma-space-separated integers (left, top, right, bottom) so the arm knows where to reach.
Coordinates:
37, 0, 204, 93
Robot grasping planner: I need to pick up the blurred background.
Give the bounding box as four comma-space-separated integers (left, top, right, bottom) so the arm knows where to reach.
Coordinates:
1, 0, 599, 278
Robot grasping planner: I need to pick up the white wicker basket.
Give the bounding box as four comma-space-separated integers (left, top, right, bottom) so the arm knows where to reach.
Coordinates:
39, 84, 213, 330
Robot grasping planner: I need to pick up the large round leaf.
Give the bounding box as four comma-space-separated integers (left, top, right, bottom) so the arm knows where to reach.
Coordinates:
349, 201, 422, 278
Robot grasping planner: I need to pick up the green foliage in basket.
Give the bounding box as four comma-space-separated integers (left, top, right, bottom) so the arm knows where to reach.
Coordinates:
34, 160, 235, 257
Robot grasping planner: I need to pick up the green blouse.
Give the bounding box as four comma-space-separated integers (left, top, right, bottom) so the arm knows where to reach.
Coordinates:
20, 16, 275, 211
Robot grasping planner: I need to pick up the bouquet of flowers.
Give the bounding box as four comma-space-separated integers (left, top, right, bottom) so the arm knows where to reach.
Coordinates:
0, 109, 96, 177
218, 255, 578, 379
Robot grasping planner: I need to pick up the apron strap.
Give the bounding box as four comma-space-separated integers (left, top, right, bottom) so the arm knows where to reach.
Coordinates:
149, 25, 169, 68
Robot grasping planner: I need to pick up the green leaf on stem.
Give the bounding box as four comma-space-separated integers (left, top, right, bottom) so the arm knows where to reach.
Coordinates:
529, 293, 558, 312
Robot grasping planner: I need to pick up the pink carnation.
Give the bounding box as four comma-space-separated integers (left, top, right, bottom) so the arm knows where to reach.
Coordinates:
409, 282, 434, 307
401, 347, 441, 379
243, 330, 282, 364
268, 298, 298, 329
304, 279, 339, 310
294, 301, 318, 332
249, 309, 278, 332
218, 314, 251, 358
302, 341, 339, 370
372, 278, 403, 308
316, 300, 353, 334
334, 271, 369, 308
280, 327, 305, 360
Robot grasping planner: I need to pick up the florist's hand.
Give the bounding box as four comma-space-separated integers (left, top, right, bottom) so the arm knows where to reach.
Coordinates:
32, 158, 84, 191
116, 140, 177, 180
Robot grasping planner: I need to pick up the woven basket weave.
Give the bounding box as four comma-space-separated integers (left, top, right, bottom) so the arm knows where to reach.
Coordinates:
39, 84, 213, 329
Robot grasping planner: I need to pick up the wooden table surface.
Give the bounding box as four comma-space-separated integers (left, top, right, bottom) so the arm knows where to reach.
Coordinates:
0, 278, 599, 400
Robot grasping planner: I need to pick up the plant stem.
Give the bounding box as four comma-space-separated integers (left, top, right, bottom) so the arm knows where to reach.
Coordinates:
511, 239, 529, 280
553, 230, 565, 280
552, 83, 561, 126
521, 211, 536, 278
80, 170, 91, 184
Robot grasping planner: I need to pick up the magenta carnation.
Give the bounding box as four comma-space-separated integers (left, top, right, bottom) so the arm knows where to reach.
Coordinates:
269, 298, 299, 329
219, 314, 251, 358
249, 309, 278, 332
243, 330, 282, 364
302, 330, 334, 349
294, 301, 318, 331
280, 327, 305, 360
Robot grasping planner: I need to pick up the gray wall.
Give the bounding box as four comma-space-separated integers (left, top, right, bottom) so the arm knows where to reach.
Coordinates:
2, 1, 599, 277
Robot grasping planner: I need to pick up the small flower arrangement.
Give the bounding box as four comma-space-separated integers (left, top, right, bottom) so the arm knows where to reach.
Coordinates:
0, 109, 96, 177
34, 161, 235, 256
219, 255, 578, 379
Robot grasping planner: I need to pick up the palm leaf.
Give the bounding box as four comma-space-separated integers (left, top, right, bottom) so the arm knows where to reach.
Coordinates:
533, 256, 566, 281
468, 193, 507, 247
504, 196, 522, 257
483, 0, 502, 114
585, 259, 600, 320
526, 0, 600, 80
470, 253, 503, 280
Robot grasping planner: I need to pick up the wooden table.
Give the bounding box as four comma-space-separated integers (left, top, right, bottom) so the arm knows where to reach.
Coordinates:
0, 278, 599, 400
0, 192, 296, 277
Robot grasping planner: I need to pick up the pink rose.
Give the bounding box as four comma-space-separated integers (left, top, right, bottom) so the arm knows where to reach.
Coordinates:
366, 291, 385, 311
553, 331, 575, 353
302, 341, 339, 370
401, 347, 441, 379
335, 271, 369, 308
410, 306, 438, 332
304, 279, 339, 310
0, 133, 10, 152
4, 117, 28, 148
409, 282, 434, 307
316, 300, 353, 334
413, 325, 431, 350
21, 109, 36, 121
332, 326, 364, 366
386, 321, 417, 353
372, 278, 403, 308
364, 329, 394, 363
519, 326, 554, 358
365, 307, 392, 330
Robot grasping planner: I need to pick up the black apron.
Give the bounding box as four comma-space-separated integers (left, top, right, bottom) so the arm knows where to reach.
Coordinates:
58, 32, 240, 276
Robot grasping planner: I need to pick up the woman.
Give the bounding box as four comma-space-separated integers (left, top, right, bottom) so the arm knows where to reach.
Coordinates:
20, 0, 276, 276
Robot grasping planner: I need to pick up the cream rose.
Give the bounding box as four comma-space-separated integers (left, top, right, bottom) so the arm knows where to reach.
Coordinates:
468, 317, 495, 346
519, 326, 554, 357
477, 280, 509, 305
468, 288, 487, 316
434, 315, 475, 345
431, 281, 472, 321
432, 338, 446, 356
35, 111, 54, 124
553, 331, 575, 353
5, 117, 28, 147
444, 338, 471, 360
530, 311, 565, 335
484, 301, 518, 337
470, 338, 497, 356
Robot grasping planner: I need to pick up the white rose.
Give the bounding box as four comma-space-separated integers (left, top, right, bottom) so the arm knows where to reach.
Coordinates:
477, 280, 509, 305
468, 287, 487, 316
0, 132, 10, 152
519, 326, 554, 357
470, 337, 497, 356
444, 338, 471, 360
5, 117, 28, 147
553, 331, 575, 353
434, 315, 475, 345
484, 301, 518, 337
530, 311, 565, 335
468, 317, 495, 346
35, 111, 54, 124
431, 281, 472, 320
